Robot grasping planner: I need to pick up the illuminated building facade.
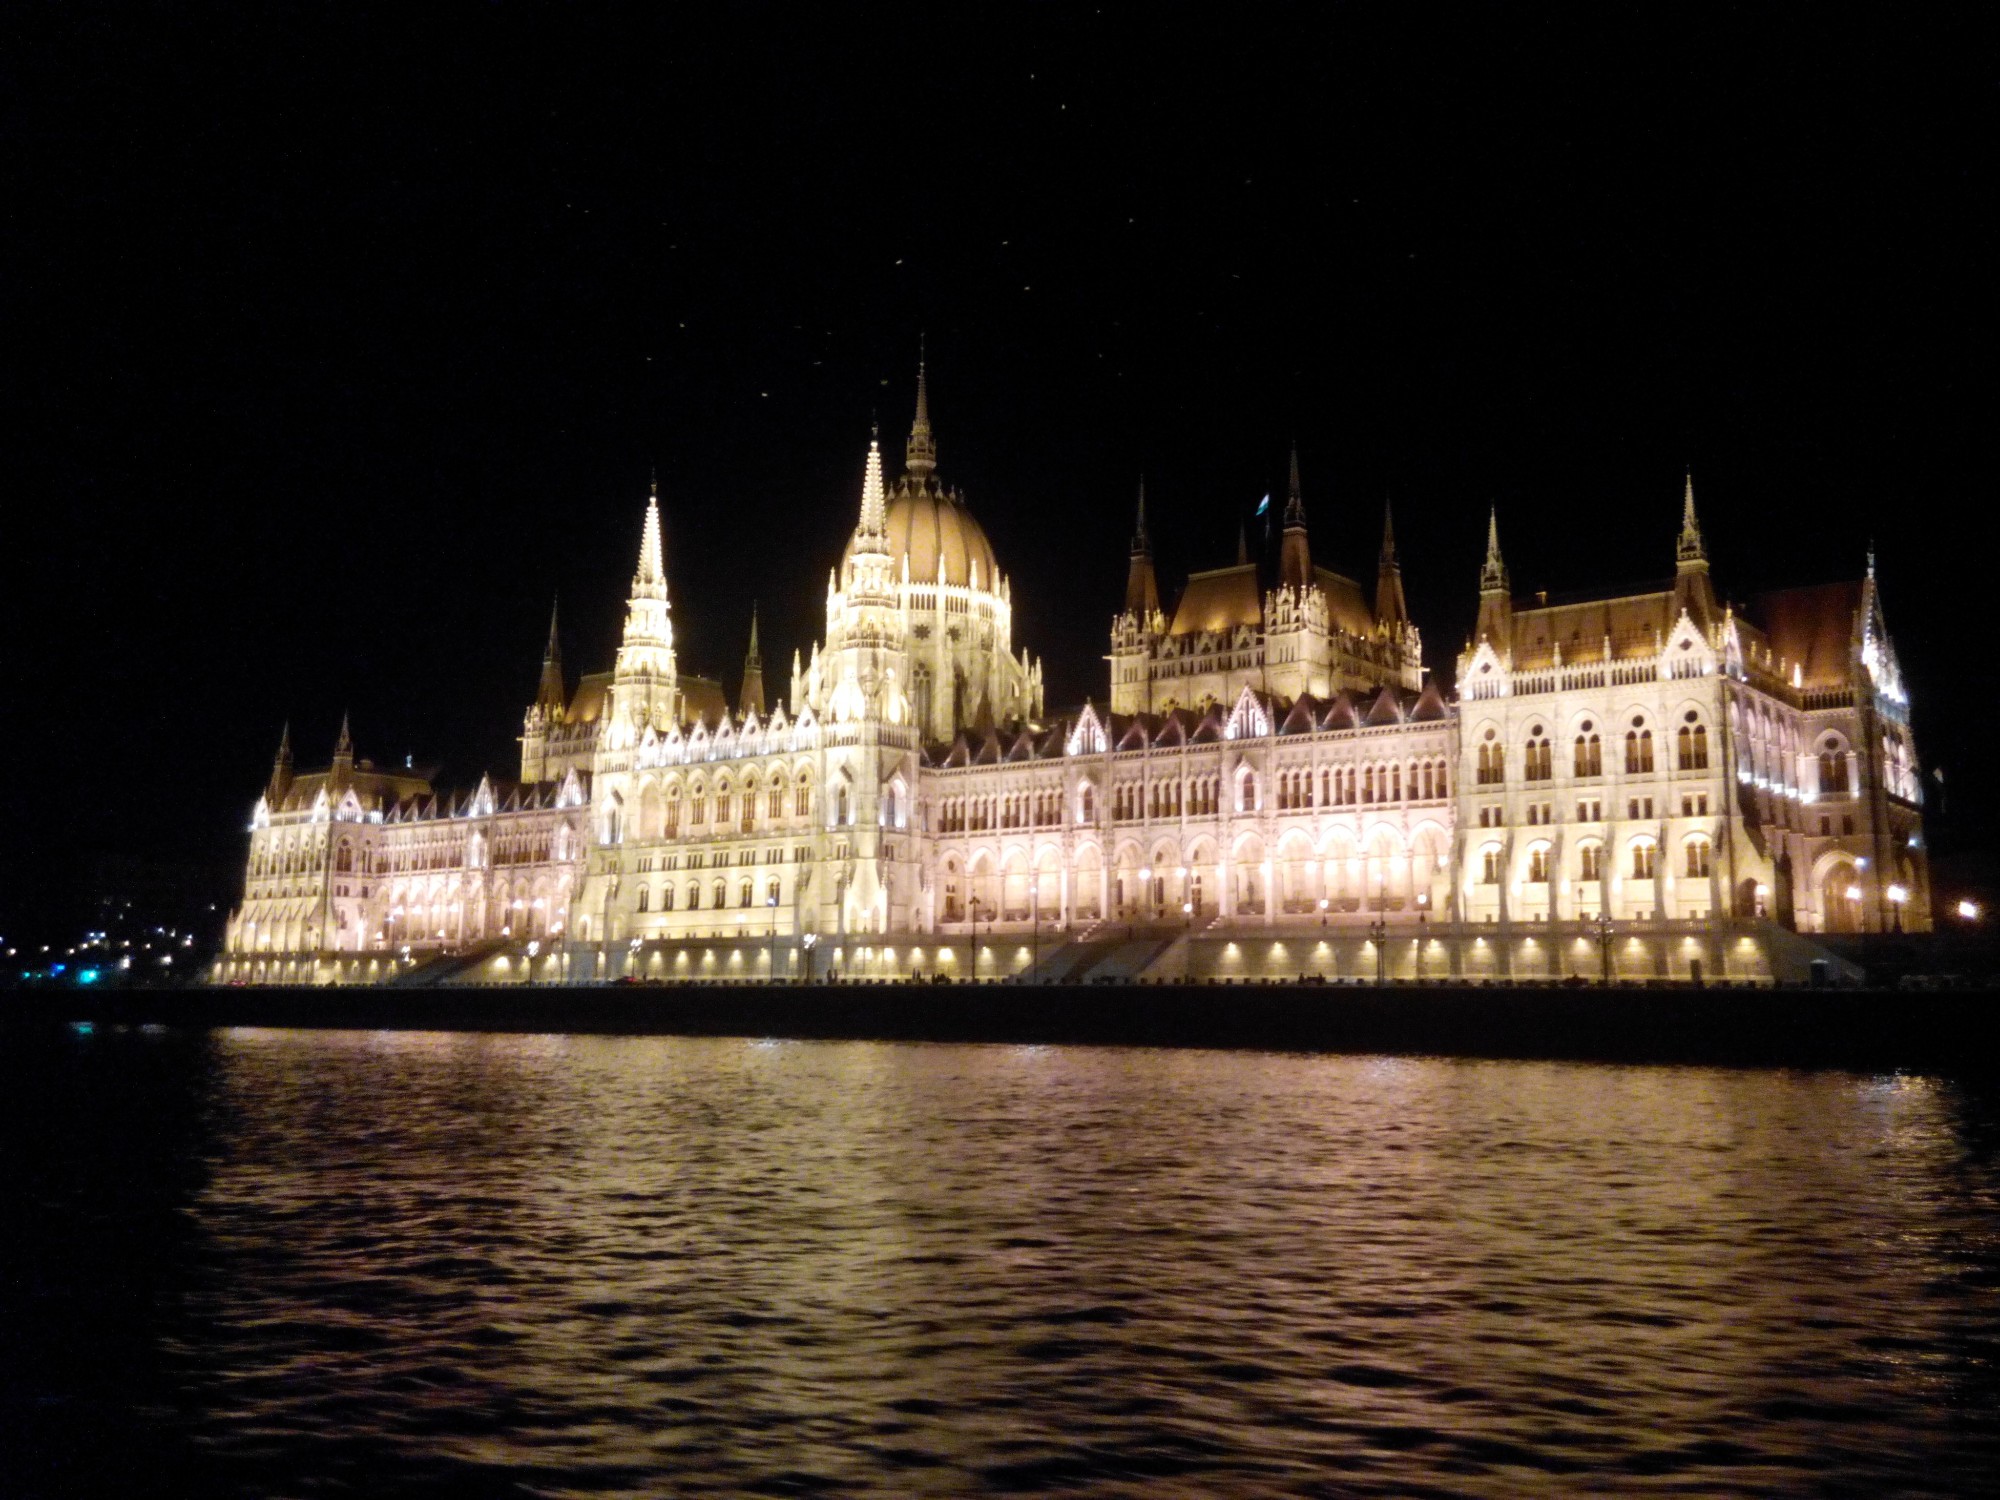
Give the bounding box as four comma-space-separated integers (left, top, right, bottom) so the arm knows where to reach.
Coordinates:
217, 372, 1928, 985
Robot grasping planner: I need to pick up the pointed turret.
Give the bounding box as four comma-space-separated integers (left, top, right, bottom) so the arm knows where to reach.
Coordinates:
1375, 499, 1409, 629
1279, 441, 1312, 591
634, 473, 667, 599
1672, 470, 1718, 635
1475, 506, 1513, 651
1124, 476, 1161, 620
905, 340, 936, 477
268, 722, 294, 802
536, 597, 566, 716
739, 604, 766, 717
611, 474, 679, 730
1237, 519, 1250, 568
331, 712, 354, 784
858, 427, 888, 542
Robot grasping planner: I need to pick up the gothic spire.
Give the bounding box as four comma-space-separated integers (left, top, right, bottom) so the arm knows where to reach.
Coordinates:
1283, 441, 1306, 528
739, 603, 766, 717
268, 721, 294, 800
1481, 505, 1507, 592
633, 473, 667, 599
1676, 468, 1706, 564
858, 430, 888, 539
1124, 476, 1161, 620
906, 338, 936, 477
536, 596, 566, 715
1375, 499, 1410, 629
1277, 442, 1312, 591
333, 711, 353, 765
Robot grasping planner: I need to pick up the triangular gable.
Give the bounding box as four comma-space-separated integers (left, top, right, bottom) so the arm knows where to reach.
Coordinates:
1191, 708, 1224, 744
1005, 730, 1037, 762
943, 735, 972, 769
1065, 703, 1107, 757
1117, 718, 1151, 752
974, 730, 1003, 765
1225, 685, 1270, 740
1154, 713, 1187, 748
1411, 680, 1448, 722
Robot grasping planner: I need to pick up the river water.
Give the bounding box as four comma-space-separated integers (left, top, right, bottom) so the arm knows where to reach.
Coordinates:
6, 1026, 2000, 1497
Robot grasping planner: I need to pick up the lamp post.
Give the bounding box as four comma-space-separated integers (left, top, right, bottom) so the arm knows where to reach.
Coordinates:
1595, 909, 1615, 984
1368, 916, 1387, 985
1887, 883, 1908, 933
1416, 891, 1429, 981
767, 891, 780, 982
970, 897, 989, 981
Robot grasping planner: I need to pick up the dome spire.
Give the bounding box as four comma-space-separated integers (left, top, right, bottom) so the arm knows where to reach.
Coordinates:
1481, 505, 1507, 592
906, 336, 936, 477
634, 472, 667, 598
858, 429, 888, 540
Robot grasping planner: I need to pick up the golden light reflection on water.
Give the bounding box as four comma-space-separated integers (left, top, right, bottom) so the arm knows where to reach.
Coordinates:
155, 1035, 2000, 1495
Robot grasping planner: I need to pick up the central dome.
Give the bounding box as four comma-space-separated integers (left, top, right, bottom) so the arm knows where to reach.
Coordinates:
849, 477, 1000, 590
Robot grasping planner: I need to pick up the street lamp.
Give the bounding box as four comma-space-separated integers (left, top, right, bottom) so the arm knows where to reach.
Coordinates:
1416, 891, 1429, 981
1368, 916, 1387, 985
767, 891, 780, 981
1887, 883, 1908, 933
1319, 896, 1329, 930
1595, 910, 1615, 984
970, 896, 989, 980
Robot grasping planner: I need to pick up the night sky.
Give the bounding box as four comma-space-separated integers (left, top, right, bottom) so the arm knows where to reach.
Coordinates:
5, 5, 1990, 937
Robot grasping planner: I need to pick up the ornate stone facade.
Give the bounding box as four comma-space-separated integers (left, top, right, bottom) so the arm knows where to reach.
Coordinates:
217, 377, 1929, 986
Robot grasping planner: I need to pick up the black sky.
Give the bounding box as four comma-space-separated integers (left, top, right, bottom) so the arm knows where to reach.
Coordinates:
3, 4, 1991, 933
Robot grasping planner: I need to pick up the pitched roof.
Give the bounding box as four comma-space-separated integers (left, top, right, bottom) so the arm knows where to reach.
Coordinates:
1750, 581, 1863, 689
1168, 563, 1262, 635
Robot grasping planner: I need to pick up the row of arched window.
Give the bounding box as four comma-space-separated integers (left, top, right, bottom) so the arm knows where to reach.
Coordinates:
636, 875, 784, 913
1477, 834, 1711, 885
940, 789, 1064, 833
1479, 714, 1711, 784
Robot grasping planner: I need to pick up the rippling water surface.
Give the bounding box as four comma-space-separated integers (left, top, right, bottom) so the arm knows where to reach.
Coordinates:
8, 1028, 2000, 1496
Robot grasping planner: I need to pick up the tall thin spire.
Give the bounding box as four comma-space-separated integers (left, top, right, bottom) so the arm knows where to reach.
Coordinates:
906, 337, 936, 476
858, 431, 888, 539
1677, 468, 1705, 564
536, 597, 566, 714
1124, 476, 1160, 620
1278, 442, 1312, 590
1375, 498, 1409, 629
1283, 441, 1306, 527
634, 474, 667, 597
739, 603, 766, 717
1237, 519, 1250, 567
268, 721, 294, 800
333, 710, 353, 764
1481, 505, 1507, 591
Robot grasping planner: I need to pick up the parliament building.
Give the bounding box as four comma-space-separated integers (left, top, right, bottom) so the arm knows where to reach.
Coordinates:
216, 368, 1929, 986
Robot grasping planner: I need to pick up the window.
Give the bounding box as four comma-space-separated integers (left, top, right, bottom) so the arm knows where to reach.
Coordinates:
1632, 840, 1657, 880
1079, 784, 1095, 823
739, 880, 753, 907
1625, 722, 1654, 774
1528, 847, 1550, 883
713, 880, 728, 908
1238, 771, 1257, 813
1580, 843, 1602, 882
1685, 837, 1712, 878
1818, 741, 1850, 797
1678, 714, 1710, 770
1574, 723, 1603, 778
1477, 731, 1504, 785
1525, 726, 1552, 781
1481, 847, 1502, 884
662, 885, 676, 910
637, 886, 650, 912
688, 883, 701, 910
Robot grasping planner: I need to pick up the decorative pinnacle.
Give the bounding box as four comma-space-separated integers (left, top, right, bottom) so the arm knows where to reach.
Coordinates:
544, 596, 561, 660
1380, 498, 1398, 566
1677, 468, 1706, 564
634, 480, 667, 596
1132, 475, 1149, 554
746, 602, 761, 663
906, 336, 936, 475
276, 720, 292, 760
335, 710, 353, 757
859, 431, 887, 537
1284, 441, 1306, 528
